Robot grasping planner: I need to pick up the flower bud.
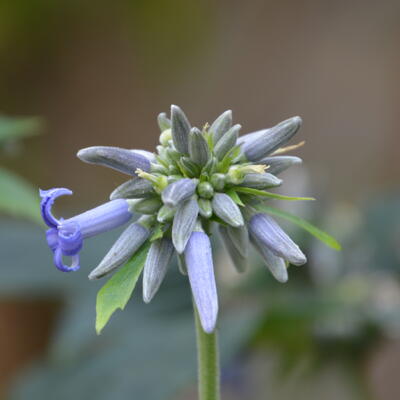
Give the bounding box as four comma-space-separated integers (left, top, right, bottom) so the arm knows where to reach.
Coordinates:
77, 146, 151, 175
188, 127, 210, 166
179, 157, 201, 177
172, 197, 199, 253
210, 173, 225, 191
248, 213, 306, 265
209, 110, 232, 143
157, 112, 171, 131
212, 193, 244, 227
251, 236, 288, 283
197, 181, 214, 199
225, 224, 249, 257
240, 173, 282, 189
110, 178, 155, 200
219, 226, 247, 273
171, 105, 191, 154
198, 198, 213, 218
143, 237, 175, 303
162, 178, 197, 207
131, 197, 162, 214
258, 156, 302, 175
243, 117, 302, 161
157, 204, 176, 223
159, 128, 172, 146
185, 231, 218, 333
88, 221, 150, 280
214, 124, 241, 160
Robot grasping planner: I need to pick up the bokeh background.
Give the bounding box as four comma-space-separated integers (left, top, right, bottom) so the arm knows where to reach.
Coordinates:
1, 1, 400, 399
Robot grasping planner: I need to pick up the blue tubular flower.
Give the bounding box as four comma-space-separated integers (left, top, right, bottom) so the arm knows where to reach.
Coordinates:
40, 105, 321, 334
40, 188, 133, 272
185, 231, 218, 334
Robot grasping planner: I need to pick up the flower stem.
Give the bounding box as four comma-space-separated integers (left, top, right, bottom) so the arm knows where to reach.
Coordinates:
194, 301, 221, 400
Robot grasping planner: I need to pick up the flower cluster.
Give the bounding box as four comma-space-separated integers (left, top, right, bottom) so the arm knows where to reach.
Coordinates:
40, 105, 307, 333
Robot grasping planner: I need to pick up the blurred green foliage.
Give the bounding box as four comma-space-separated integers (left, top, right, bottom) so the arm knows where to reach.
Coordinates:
0, 115, 43, 223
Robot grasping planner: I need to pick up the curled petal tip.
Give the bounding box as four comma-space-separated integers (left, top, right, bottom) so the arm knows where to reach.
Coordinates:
54, 248, 80, 272
39, 187, 73, 228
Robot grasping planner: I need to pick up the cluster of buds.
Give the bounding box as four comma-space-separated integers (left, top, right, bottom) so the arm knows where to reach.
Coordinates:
40, 105, 307, 333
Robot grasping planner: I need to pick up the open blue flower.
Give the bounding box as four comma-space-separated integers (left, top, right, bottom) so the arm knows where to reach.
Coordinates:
40, 188, 133, 272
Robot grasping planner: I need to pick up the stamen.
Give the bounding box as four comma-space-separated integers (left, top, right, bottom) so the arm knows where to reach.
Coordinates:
271, 140, 305, 155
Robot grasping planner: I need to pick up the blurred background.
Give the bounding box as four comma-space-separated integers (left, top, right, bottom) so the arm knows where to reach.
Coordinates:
0, 0, 399, 399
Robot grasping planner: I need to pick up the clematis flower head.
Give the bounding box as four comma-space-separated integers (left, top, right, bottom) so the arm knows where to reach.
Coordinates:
40, 105, 311, 333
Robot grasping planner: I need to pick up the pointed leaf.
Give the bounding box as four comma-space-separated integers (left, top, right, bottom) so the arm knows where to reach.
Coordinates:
95, 241, 150, 334
234, 186, 315, 201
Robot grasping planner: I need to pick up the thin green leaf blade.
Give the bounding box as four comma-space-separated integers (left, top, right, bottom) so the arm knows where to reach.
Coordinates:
234, 186, 315, 201
226, 188, 245, 206
0, 167, 42, 223
254, 203, 341, 250
96, 241, 151, 334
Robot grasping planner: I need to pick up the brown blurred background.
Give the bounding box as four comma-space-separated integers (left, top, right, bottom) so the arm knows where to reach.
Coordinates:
0, 0, 399, 399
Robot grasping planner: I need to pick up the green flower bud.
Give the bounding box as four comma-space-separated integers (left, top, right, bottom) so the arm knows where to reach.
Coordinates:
188, 127, 210, 166
210, 173, 225, 191
214, 124, 241, 160
159, 128, 172, 146
157, 204, 176, 223
198, 198, 213, 218
197, 181, 214, 199
157, 112, 171, 132
131, 197, 162, 214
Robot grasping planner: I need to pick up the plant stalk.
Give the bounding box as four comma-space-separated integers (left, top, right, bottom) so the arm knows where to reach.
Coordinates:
193, 302, 221, 400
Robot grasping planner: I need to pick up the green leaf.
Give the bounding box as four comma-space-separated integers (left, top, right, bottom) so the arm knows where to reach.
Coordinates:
234, 186, 315, 201
226, 188, 244, 206
217, 145, 242, 173
0, 167, 42, 223
254, 204, 341, 251
0, 116, 42, 145
96, 241, 151, 334
150, 224, 164, 242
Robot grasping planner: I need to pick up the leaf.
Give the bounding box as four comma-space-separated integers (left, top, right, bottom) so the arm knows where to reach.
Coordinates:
149, 224, 163, 242
234, 186, 315, 201
226, 188, 244, 206
96, 241, 151, 334
217, 145, 242, 173
254, 204, 341, 250
0, 167, 42, 223
0, 115, 42, 145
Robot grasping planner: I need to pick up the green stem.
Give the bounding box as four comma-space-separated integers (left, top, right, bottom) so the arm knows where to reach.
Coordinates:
194, 302, 221, 400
